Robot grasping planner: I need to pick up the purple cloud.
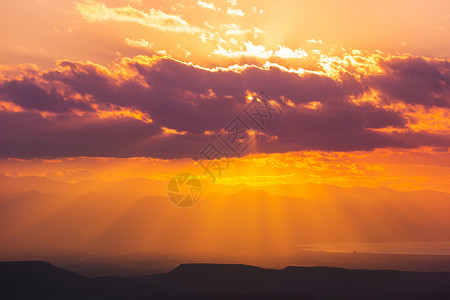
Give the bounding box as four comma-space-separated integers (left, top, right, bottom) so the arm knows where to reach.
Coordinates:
0, 55, 448, 158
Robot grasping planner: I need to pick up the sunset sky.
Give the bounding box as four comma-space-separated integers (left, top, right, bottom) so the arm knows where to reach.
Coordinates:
1, 0, 450, 266
0, 0, 449, 194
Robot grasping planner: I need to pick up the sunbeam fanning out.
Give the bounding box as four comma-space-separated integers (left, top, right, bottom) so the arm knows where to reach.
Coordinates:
1, 1, 450, 299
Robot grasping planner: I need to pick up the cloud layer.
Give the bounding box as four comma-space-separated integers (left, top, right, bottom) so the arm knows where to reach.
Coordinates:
0, 53, 449, 159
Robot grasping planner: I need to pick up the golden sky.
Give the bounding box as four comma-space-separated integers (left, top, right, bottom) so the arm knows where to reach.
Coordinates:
0, 0, 449, 192
1, 1, 450, 260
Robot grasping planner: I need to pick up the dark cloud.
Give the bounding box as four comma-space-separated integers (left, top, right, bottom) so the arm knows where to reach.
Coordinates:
0, 110, 196, 159
366, 57, 450, 107
0, 55, 448, 158
0, 79, 93, 113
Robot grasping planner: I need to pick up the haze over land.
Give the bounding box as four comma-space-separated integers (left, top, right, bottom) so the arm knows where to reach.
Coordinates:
0, 0, 450, 284
1, 175, 449, 275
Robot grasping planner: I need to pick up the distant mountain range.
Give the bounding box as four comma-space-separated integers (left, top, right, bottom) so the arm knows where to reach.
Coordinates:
0, 176, 449, 256
1, 261, 450, 299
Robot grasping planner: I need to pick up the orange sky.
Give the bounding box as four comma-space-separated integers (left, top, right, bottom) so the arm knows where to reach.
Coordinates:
0, 0, 449, 194
0, 0, 449, 67
1, 2, 450, 262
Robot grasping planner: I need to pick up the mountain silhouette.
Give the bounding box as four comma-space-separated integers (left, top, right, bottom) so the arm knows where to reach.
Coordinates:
1, 261, 450, 299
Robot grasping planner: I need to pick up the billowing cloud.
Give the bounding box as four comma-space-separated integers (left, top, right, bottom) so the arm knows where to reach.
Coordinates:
124, 38, 153, 49
75, 0, 201, 33
227, 8, 244, 17
366, 57, 450, 107
197, 1, 217, 11
214, 42, 308, 59
0, 79, 92, 113
274, 46, 308, 59
307, 39, 323, 44
220, 23, 251, 35
0, 53, 449, 159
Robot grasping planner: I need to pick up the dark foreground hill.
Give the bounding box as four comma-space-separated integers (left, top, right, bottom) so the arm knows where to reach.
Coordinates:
1, 261, 450, 299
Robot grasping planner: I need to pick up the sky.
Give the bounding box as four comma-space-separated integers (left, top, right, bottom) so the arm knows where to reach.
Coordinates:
0, 0, 450, 193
